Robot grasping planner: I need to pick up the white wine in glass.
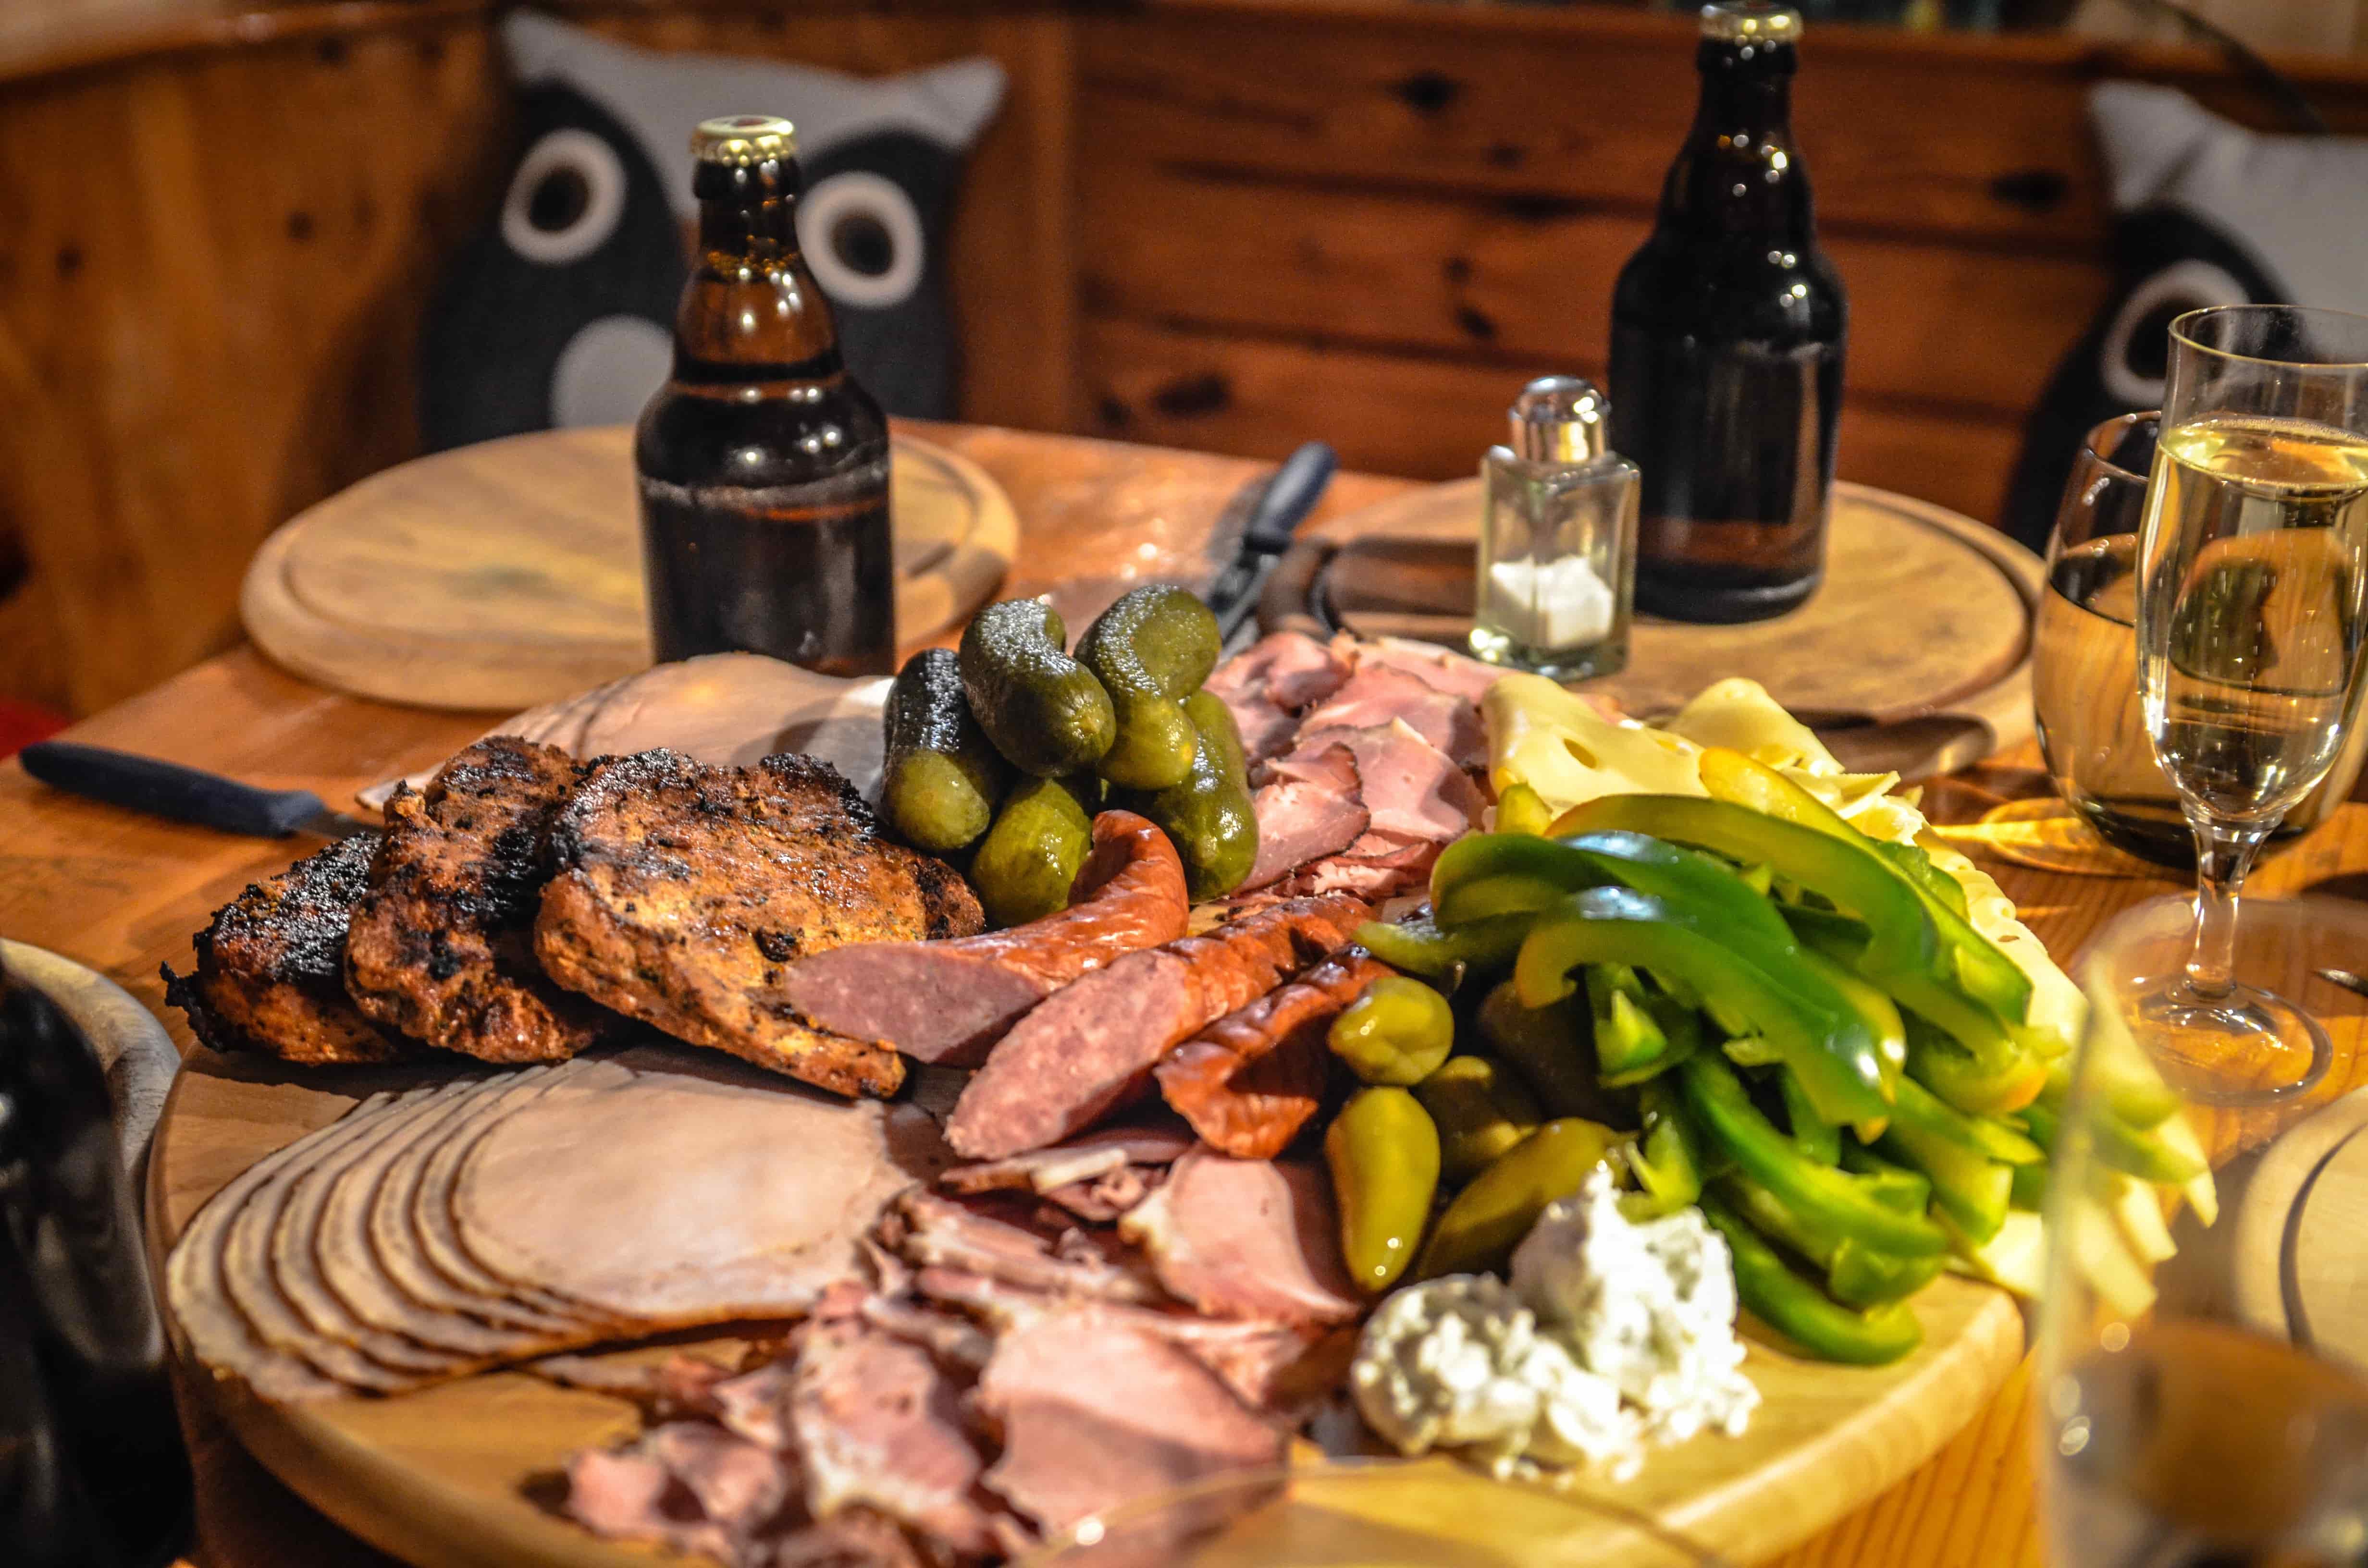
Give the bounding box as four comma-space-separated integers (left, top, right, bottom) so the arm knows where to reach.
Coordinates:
2132, 306, 2368, 1102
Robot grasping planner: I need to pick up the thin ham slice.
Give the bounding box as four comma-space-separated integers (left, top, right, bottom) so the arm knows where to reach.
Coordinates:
938, 1122, 1194, 1199
564, 1423, 794, 1567
1342, 635, 1506, 707
1121, 1150, 1363, 1327
975, 1308, 1285, 1533
1293, 720, 1486, 845
888, 1191, 1164, 1305
790, 1318, 999, 1555
1299, 663, 1487, 772
1206, 631, 1354, 764
1240, 743, 1369, 892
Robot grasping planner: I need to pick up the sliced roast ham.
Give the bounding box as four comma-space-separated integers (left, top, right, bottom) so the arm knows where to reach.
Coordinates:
1300, 663, 1487, 772
939, 1121, 1195, 1199
1121, 1150, 1362, 1327
975, 1308, 1286, 1533
775, 812, 1188, 1066
1295, 720, 1486, 845
1240, 743, 1369, 893
945, 894, 1372, 1161
1343, 635, 1507, 706
888, 1190, 1164, 1305
789, 1318, 1000, 1555
564, 1423, 794, 1567
1205, 631, 1353, 764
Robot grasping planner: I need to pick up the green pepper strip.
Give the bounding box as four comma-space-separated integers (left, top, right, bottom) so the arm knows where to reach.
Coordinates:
1432, 831, 1798, 958
2023, 1096, 2204, 1187
1700, 1191, 1925, 1365
2009, 1161, 2048, 1212
1777, 1068, 1841, 1165
1838, 1140, 1933, 1214
1518, 887, 1892, 1128
1888, 1072, 2044, 1165
1357, 912, 1533, 984
1627, 1079, 1709, 1215
1676, 1054, 1946, 1257
1828, 1237, 1946, 1309
1903, 1011, 2048, 1118
1875, 1119, 2010, 1246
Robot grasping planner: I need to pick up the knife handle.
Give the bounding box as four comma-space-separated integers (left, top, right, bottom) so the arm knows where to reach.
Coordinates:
17, 742, 328, 838
1243, 442, 1338, 555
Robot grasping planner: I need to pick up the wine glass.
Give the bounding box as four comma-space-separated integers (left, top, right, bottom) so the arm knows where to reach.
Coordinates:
2130, 304, 2368, 1103
1018, 1458, 1728, 1567
2036, 899, 2368, 1568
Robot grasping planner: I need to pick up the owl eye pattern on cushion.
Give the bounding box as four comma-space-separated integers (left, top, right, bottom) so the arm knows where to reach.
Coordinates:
2097, 259, 2250, 410
502, 129, 631, 268
796, 171, 926, 310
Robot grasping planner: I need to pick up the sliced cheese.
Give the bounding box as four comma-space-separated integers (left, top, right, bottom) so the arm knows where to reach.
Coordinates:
1485, 673, 1705, 816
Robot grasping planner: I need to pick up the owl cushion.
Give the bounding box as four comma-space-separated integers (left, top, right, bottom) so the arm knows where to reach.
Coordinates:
421, 11, 1004, 448
2001, 84, 2368, 550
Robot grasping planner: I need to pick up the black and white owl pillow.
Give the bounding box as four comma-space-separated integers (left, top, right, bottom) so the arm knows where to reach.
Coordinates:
420, 11, 1004, 450
2002, 83, 2368, 550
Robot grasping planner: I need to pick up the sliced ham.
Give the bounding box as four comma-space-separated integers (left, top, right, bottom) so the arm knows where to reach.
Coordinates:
1240, 743, 1369, 893
945, 894, 1372, 1161
1156, 947, 1392, 1158
790, 1318, 1000, 1555
1342, 635, 1507, 707
975, 1308, 1286, 1533
938, 1122, 1195, 1199
1300, 663, 1487, 772
1295, 720, 1487, 845
776, 812, 1189, 1066
564, 1423, 793, 1568
1121, 1150, 1362, 1328
1206, 631, 1353, 764
888, 1191, 1164, 1305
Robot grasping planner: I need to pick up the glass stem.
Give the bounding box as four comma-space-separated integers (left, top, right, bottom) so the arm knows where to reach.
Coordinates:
2183, 814, 2269, 1000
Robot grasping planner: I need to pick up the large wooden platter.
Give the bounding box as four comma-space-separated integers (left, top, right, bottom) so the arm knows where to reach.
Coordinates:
1263, 480, 2042, 779
150, 1043, 2023, 1568
241, 427, 1019, 713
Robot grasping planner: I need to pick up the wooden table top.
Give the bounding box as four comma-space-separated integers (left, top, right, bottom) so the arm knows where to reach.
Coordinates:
3, 420, 2362, 1568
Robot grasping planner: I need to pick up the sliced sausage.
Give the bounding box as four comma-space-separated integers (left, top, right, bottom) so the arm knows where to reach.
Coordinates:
777, 812, 1189, 1066
1155, 947, 1391, 1159
945, 893, 1371, 1161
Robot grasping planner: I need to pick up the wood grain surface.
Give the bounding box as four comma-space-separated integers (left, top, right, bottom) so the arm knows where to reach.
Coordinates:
240, 427, 1019, 710
0, 425, 2360, 1568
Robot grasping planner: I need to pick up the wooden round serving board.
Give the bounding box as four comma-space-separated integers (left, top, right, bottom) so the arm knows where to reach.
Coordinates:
241, 428, 1019, 713
1263, 480, 2042, 779
149, 1045, 2024, 1568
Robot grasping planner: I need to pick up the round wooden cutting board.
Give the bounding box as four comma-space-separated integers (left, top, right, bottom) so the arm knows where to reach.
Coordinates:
149, 1045, 2023, 1568
241, 428, 1019, 712
1262, 480, 2041, 778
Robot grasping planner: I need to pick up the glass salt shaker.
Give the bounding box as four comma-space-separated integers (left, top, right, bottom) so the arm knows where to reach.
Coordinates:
1469, 376, 1638, 681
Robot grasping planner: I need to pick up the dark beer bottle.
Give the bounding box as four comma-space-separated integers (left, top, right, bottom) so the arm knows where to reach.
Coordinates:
637, 115, 895, 675
1609, 2, 1846, 624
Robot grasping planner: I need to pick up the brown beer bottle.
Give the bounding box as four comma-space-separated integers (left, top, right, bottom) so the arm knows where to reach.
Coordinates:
636, 115, 894, 675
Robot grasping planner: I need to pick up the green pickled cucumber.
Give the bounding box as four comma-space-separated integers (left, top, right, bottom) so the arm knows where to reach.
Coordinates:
880, 648, 1009, 854
1075, 587, 1221, 790
959, 600, 1117, 777
1116, 695, 1257, 903
968, 774, 1098, 928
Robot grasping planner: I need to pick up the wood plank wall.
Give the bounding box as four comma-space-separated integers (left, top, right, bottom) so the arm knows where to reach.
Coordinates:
1074, 0, 2368, 525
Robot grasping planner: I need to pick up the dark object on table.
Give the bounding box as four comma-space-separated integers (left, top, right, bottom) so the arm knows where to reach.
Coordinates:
2002, 80, 2367, 552
1206, 441, 1338, 647
0, 958, 191, 1568
18, 740, 373, 840
1609, 1, 1847, 625
419, 12, 1003, 445
637, 115, 895, 676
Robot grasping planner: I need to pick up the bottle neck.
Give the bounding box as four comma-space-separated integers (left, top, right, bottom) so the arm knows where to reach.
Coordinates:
1657, 39, 1814, 243
675, 158, 844, 384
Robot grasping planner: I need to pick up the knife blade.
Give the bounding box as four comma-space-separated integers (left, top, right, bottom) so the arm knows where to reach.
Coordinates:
18, 741, 376, 840
1205, 441, 1338, 650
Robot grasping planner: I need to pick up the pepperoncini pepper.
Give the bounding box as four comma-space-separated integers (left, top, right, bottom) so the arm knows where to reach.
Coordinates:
1329, 976, 1455, 1086
1326, 1087, 1440, 1292
1413, 1118, 1621, 1281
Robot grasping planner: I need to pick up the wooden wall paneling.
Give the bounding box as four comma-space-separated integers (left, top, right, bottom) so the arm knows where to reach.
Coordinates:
1076, 160, 2110, 421
555, 4, 1079, 434
1080, 316, 2024, 527
0, 10, 508, 715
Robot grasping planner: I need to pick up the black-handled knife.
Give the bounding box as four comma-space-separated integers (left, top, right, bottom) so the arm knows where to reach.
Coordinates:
1206, 441, 1339, 646
18, 742, 375, 840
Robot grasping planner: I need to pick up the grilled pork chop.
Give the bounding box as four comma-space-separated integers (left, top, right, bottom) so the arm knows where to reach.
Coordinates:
534, 750, 984, 1098
345, 737, 617, 1064
165, 833, 413, 1065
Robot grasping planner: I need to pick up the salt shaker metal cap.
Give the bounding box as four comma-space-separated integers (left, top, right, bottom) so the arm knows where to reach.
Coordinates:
1510, 375, 1610, 465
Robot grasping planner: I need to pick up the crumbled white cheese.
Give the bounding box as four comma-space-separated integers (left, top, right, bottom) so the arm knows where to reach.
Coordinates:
1350, 1274, 1641, 1480
1511, 1168, 1758, 1446
1351, 1168, 1757, 1482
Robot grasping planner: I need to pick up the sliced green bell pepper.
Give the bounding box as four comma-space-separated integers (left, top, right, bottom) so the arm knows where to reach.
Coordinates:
1888, 1072, 2044, 1165
2023, 1094, 2205, 1187
1626, 1078, 1710, 1216
1585, 964, 1701, 1086
1700, 1191, 1925, 1365
1904, 1010, 2047, 1117
1827, 1237, 1946, 1308
1432, 831, 1797, 958
1875, 1118, 2011, 1246
1777, 1067, 1841, 1165
1357, 912, 1532, 984
1677, 1054, 1946, 1257
1494, 780, 1555, 837
1518, 887, 1892, 1127
1838, 1139, 1933, 1214
2009, 1160, 2048, 1212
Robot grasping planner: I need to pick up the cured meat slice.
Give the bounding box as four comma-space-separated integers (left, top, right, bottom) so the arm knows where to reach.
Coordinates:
1294, 720, 1486, 845
938, 1122, 1195, 1199
1205, 631, 1353, 764
1343, 635, 1506, 706
776, 811, 1190, 1066
946, 894, 1372, 1161
454, 1058, 953, 1323
1156, 947, 1392, 1158
1121, 1150, 1362, 1328
1301, 663, 1487, 772
565, 1422, 796, 1567
166, 832, 412, 1065
535, 749, 983, 1098
789, 1318, 999, 1554
1240, 744, 1370, 894
345, 737, 616, 1064
976, 1308, 1285, 1533
887, 1191, 1163, 1305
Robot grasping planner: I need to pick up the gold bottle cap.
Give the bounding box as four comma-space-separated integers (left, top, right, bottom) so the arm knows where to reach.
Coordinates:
691, 115, 799, 166
1700, 2, 1801, 42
